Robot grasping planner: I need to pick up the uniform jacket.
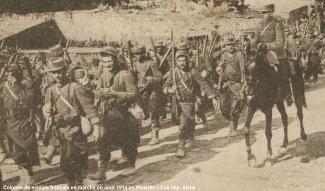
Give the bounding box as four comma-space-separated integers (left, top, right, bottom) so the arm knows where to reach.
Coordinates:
134, 59, 162, 90
218, 50, 246, 82
109, 70, 138, 107
163, 67, 214, 102
255, 17, 286, 59
45, 82, 100, 140
0, 81, 35, 147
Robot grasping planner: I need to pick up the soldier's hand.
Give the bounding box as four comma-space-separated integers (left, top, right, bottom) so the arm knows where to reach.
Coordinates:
92, 124, 101, 142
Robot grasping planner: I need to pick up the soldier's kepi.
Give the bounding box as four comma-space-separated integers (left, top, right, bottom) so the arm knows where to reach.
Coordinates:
43, 57, 100, 188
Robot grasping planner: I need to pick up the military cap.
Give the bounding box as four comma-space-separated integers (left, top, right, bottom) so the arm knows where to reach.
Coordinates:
177, 42, 188, 51
176, 50, 189, 59
155, 40, 164, 47
133, 46, 146, 54
260, 4, 275, 13
48, 44, 64, 57
100, 46, 117, 57
47, 57, 66, 72
223, 35, 236, 45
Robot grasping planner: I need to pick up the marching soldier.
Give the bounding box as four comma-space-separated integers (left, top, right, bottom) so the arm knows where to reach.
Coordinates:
133, 46, 163, 146
163, 49, 214, 158
43, 57, 100, 188
0, 63, 40, 188
216, 35, 246, 136
88, 46, 139, 180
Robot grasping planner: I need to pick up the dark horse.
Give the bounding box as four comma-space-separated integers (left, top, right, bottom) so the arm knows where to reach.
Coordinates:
243, 46, 307, 167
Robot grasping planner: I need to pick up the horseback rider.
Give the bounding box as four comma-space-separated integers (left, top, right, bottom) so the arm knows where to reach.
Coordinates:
254, 3, 294, 106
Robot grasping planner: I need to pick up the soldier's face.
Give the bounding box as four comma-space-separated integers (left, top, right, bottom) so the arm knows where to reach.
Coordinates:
101, 55, 114, 71
176, 56, 188, 70
51, 69, 66, 84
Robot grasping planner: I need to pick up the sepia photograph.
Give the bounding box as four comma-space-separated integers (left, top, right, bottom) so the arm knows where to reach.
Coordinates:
0, 0, 324, 190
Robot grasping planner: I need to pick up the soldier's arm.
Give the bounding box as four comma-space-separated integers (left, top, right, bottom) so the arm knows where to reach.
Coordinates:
75, 86, 100, 126
266, 22, 285, 50
114, 71, 138, 103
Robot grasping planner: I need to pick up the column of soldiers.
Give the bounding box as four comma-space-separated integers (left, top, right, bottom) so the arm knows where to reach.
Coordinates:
0, 3, 323, 189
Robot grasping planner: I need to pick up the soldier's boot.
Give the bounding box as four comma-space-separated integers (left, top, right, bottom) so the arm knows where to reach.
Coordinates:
87, 161, 107, 181
148, 129, 160, 146
175, 138, 186, 158
121, 159, 136, 177
229, 120, 240, 137
40, 145, 56, 165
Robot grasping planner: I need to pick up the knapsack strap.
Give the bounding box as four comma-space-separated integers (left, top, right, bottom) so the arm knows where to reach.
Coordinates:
55, 84, 78, 115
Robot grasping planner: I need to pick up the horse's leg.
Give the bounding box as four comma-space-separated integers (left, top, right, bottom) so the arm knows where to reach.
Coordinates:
244, 107, 256, 167
276, 101, 289, 149
264, 107, 273, 167
297, 106, 307, 141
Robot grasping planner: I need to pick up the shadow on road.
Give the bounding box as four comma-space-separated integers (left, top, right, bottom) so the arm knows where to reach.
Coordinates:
273, 131, 325, 165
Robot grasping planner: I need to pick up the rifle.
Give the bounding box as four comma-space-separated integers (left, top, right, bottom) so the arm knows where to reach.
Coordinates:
150, 37, 160, 64
127, 40, 134, 71
171, 30, 178, 117
159, 41, 174, 68
64, 40, 72, 64
196, 43, 200, 71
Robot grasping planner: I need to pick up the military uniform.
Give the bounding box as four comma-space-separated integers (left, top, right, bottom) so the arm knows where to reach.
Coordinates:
255, 5, 291, 103
217, 38, 246, 134
0, 64, 40, 186
133, 46, 163, 145
44, 58, 99, 187
164, 50, 214, 157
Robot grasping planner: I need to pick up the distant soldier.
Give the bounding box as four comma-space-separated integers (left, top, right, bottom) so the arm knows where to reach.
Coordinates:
88, 46, 139, 180
133, 46, 163, 145
0, 64, 40, 187
163, 49, 214, 158
43, 57, 100, 188
216, 35, 246, 136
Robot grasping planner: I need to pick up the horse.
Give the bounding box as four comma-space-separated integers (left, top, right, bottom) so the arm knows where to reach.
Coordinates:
243, 44, 307, 167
